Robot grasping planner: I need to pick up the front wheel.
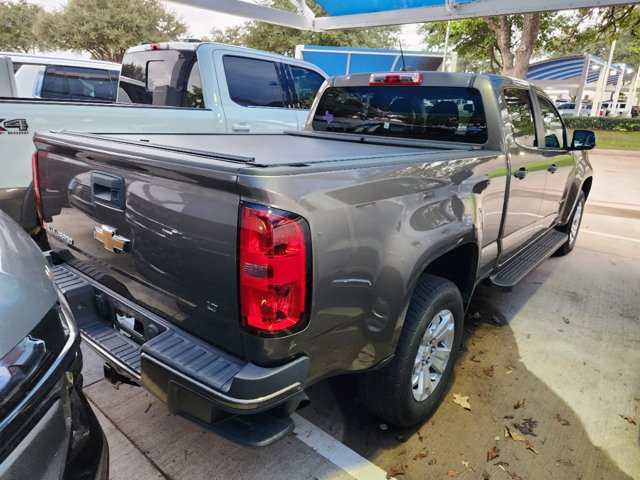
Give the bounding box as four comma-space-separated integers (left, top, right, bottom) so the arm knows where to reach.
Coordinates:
554, 191, 585, 256
358, 275, 463, 427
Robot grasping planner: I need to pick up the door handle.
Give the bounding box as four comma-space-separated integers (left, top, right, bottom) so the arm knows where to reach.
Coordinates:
547, 164, 558, 173
232, 123, 250, 132
92, 172, 126, 209
514, 167, 527, 180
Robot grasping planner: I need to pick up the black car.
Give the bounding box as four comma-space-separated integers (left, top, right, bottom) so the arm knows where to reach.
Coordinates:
0, 212, 108, 479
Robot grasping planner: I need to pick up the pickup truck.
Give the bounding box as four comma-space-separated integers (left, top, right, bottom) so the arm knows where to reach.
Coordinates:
0, 41, 326, 232
34, 71, 595, 446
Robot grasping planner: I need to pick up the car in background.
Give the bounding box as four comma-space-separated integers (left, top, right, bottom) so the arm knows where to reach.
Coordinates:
556, 102, 604, 117
1, 52, 120, 102
600, 101, 627, 116
0, 211, 108, 479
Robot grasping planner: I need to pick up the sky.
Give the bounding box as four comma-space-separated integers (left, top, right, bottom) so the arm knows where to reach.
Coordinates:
28, 0, 425, 58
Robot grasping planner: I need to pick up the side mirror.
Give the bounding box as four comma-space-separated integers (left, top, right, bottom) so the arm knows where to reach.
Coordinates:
570, 129, 596, 150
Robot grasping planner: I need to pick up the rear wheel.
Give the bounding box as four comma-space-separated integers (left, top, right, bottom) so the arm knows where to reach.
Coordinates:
358, 275, 463, 427
554, 191, 585, 256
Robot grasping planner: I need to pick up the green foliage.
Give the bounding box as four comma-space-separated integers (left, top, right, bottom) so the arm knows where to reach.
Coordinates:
34, 0, 186, 62
554, 7, 640, 67
564, 116, 640, 132
210, 0, 400, 57
0, 0, 45, 53
420, 14, 568, 76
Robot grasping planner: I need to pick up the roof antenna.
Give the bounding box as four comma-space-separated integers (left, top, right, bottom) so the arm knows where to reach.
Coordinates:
399, 40, 407, 71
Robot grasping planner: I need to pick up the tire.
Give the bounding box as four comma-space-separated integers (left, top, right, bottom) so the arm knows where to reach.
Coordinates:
358, 275, 463, 427
554, 190, 585, 256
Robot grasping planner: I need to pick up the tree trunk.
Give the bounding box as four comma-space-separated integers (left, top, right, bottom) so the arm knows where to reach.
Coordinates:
485, 14, 540, 79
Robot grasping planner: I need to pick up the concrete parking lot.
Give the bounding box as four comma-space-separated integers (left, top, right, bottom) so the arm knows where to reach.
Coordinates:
81, 149, 640, 480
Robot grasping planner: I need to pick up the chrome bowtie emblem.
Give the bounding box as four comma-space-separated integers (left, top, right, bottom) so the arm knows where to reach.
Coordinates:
94, 225, 130, 253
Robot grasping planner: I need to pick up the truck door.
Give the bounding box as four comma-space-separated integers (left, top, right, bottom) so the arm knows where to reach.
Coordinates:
500, 87, 547, 259
214, 51, 298, 133
533, 94, 576, 229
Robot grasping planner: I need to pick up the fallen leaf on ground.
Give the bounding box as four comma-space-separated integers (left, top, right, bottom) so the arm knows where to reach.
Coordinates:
487, 446, 500, 461
470, 355, 481, 363
634, 396, 640, 403
483, 365, 495, 377
428, 459, 437, 466
555, 413, 571, 426
505, 367, 515, 374
562, 316, 570, 324
453, 393, 471, 410
462, 460, 474, 471
447, 471, 460, 478
619, 414, 637, 425
509, 472, 524, 480
514, 418, 538, 436
505, 425, 526, 442
556, 459, 575, 467
525, 440, 539, 454
386, 464, 406, 479
413, 449, 428, 461
513, 399, 526, 410
494, 461, 509, 468
482, 471, 491, 480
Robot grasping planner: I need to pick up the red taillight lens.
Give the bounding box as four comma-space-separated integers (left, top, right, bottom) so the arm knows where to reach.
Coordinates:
239, 204, 308, 333
32, 152, 45, 226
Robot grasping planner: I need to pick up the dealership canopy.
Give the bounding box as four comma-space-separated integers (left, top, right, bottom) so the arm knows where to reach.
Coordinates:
173, 0, 639, 30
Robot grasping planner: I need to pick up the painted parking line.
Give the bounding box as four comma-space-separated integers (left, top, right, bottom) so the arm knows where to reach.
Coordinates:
582, 229, 640, 244
292, 413, 391, 480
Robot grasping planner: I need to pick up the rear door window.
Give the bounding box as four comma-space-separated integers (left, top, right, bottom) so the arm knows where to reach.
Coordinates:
223, 56, 284, 108
289, 66, 325, 109
504, 88, 537, 147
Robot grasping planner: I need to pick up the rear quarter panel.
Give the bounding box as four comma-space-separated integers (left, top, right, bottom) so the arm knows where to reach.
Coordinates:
238, 149, 506, 383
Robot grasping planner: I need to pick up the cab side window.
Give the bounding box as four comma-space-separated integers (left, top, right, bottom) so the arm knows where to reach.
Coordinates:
537, 96, 566, 149
289, 66, 325, 109
223, 56, 284, 108
504, 88, 536, 148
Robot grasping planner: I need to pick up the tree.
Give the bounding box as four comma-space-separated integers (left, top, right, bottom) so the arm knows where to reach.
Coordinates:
556, 7, 640, 67
35, 0, 186, 62
210, 0, 400, 56
0, 0, 45, 53
421, 14, 568, 78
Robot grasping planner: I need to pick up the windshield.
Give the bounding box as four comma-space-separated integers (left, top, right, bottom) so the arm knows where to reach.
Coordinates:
311, 85, 487, 144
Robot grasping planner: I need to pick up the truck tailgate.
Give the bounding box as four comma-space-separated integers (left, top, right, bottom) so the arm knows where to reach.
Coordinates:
35, 132, 246, 356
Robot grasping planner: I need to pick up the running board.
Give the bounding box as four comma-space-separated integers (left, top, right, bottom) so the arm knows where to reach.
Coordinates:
491, 230, 568, 287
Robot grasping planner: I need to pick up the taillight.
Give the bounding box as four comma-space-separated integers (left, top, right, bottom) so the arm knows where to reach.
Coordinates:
32, 152, 45, 226
239, 203, 309, 334
369, 72, 423, 85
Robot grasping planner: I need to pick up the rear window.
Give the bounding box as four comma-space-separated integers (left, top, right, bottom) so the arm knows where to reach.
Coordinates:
40, 66, 118, 102
311, 86, 487, 143
121, 49, 198, 107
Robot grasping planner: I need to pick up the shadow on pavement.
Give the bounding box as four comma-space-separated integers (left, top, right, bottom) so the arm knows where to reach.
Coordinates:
300, 282, 635, 480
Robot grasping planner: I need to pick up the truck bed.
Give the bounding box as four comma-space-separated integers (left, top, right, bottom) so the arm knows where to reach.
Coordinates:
98, 131, 476, 168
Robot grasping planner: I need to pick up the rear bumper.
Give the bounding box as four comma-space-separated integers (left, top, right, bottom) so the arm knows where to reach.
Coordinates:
47, 259, 309, 421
